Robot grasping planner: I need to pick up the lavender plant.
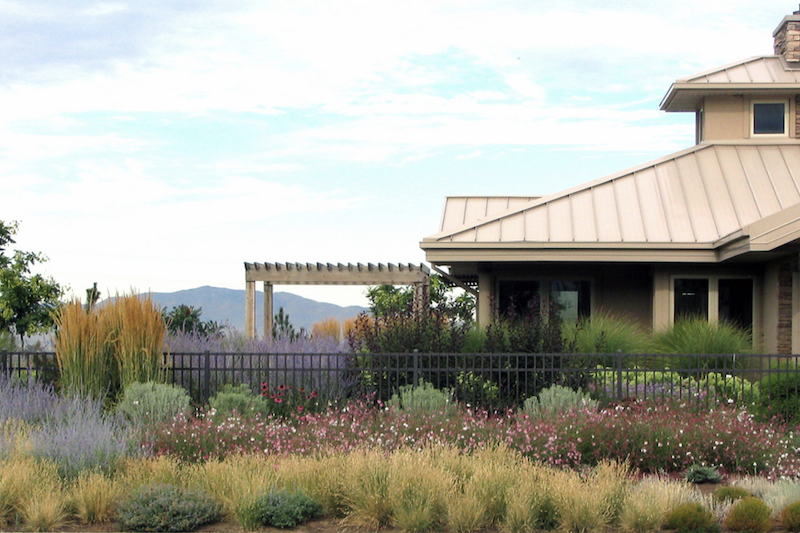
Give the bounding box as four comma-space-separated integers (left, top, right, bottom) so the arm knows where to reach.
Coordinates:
27, 393, 132, 480
167, 330, 355, 403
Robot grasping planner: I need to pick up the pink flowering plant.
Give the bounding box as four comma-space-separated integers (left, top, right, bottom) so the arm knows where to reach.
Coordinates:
145, 395, 800, 478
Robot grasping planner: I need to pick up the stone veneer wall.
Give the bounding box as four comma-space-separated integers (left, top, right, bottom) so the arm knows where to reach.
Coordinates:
796, 95, 800, 138
775, 14, 800, 62
778, 261, 794, 354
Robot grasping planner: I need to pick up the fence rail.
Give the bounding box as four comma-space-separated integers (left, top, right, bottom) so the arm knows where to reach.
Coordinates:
2, 350, 798, 413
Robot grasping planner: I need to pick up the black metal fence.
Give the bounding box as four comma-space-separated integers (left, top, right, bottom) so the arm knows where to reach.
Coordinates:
3, 350, 799, 415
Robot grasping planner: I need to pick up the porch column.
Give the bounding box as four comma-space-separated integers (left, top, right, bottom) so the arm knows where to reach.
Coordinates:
477, 273, 493, 328
246, 280, 256, 338
263, 282, 273, 339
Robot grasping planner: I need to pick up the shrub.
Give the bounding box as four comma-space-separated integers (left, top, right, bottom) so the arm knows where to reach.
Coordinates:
116, 483, 221, 532
118, 381, 192, 427
780, 500, 800, 531
387, 380, 455, 416
684, 464, 723, 484
207, 383, 267, 419
523, 384, 597, 420
236, 490, 322, 530
712, 486, 750, 503
759, 360, 800, 421
663, 502, 719, 533
723, 497, 772, 533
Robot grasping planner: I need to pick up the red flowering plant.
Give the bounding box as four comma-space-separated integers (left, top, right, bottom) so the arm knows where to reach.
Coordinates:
260, 382, 322, 419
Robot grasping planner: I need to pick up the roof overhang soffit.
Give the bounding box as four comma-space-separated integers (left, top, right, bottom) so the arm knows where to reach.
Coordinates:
661, 85, 800, 112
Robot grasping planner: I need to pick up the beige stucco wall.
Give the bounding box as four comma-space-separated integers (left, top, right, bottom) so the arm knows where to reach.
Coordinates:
701, 95, 796, 142
702, 96, 746, 141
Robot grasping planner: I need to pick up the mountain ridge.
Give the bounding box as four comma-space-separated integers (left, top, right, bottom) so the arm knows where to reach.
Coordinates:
148, 286, 366, 333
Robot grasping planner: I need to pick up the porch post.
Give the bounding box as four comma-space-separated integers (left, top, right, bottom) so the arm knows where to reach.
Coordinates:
477, 273, 493, 328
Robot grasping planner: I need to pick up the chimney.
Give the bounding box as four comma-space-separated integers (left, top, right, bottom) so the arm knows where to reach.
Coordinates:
775, 6, 800, 62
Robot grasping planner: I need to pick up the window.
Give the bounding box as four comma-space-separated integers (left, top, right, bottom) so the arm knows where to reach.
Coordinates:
672, 276, 753, 330
752, 101, 787, 136
498, 279, 590, 322
550, 281, 591, 323
674, 278, 709, 319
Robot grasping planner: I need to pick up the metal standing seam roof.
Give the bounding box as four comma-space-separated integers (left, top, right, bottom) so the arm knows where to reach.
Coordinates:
423, 144, 800, 253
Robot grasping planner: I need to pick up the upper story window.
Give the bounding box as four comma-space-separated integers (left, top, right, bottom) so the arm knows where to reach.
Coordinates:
751, 100, 788, 136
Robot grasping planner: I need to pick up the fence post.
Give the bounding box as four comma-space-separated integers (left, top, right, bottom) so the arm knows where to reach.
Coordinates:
616, 350, 623, 401
413, 349, 419, 388
204, 350, 211, 404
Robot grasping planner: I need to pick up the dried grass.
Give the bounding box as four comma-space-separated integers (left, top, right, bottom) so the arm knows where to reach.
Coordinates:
70, 471, 120, 524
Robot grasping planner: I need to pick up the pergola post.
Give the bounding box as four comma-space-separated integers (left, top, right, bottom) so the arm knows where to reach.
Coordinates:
412, 281, 430, 316
263, 281, 273, 339
245, 280, 256, 338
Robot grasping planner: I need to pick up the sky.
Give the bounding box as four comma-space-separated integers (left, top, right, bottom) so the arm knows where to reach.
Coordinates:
0, 0, 794, 308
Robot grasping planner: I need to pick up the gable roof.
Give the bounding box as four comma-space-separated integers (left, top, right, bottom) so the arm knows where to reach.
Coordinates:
422, 143, 800, 263
661, 56, 800, 112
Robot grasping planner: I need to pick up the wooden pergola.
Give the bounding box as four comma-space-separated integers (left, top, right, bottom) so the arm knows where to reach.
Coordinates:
244, 262, 431, 338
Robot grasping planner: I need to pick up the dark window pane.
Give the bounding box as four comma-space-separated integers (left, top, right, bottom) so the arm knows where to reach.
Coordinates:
498, 280, 540, 318
753, 103, 785, 134
674, 278, 709, 320
718, 278, 753, 331
550, 280, 590, 323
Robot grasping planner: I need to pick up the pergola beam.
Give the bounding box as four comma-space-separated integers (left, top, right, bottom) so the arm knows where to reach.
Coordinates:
244, 262, 431, 338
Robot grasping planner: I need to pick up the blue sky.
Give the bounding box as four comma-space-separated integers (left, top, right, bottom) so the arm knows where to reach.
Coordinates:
0, 1, 791, 307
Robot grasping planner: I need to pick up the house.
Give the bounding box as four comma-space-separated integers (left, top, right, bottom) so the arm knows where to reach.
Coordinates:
420, 9, 800, 354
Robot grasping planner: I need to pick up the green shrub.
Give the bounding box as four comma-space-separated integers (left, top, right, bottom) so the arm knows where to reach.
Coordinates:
780, 500, 800, 531
387, 380, 455, 415
712, 486, 750, 503
522, 385, 597, 419
562, 311, 646, 354
759, 360, 800, 421
683, 464, 722, 484
117, 382, 192, 426
723, 497, 772, 533
208, 383, 267, 419
116, 483, 221, 532
663, 502, 719, 533
236, 490, 322, 530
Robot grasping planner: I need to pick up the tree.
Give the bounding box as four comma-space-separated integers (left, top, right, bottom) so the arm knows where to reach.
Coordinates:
0, 221, 65, 347
273, 307, 304, 340
365, 274, 475, 324
163, 304, 223, 338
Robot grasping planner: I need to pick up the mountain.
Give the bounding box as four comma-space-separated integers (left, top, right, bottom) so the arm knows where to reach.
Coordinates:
148, 286, 366, 332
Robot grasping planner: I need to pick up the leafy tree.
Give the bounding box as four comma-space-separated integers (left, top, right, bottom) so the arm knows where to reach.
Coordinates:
0, 221, 64, 347
366, 274, 475, 323
163, 304, 223, 338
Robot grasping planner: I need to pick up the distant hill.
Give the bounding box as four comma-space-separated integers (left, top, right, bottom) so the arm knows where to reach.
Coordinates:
148, 286, 366, 333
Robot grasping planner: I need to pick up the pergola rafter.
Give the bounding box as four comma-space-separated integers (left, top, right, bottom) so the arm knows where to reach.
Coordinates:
244, 262, 431, 338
